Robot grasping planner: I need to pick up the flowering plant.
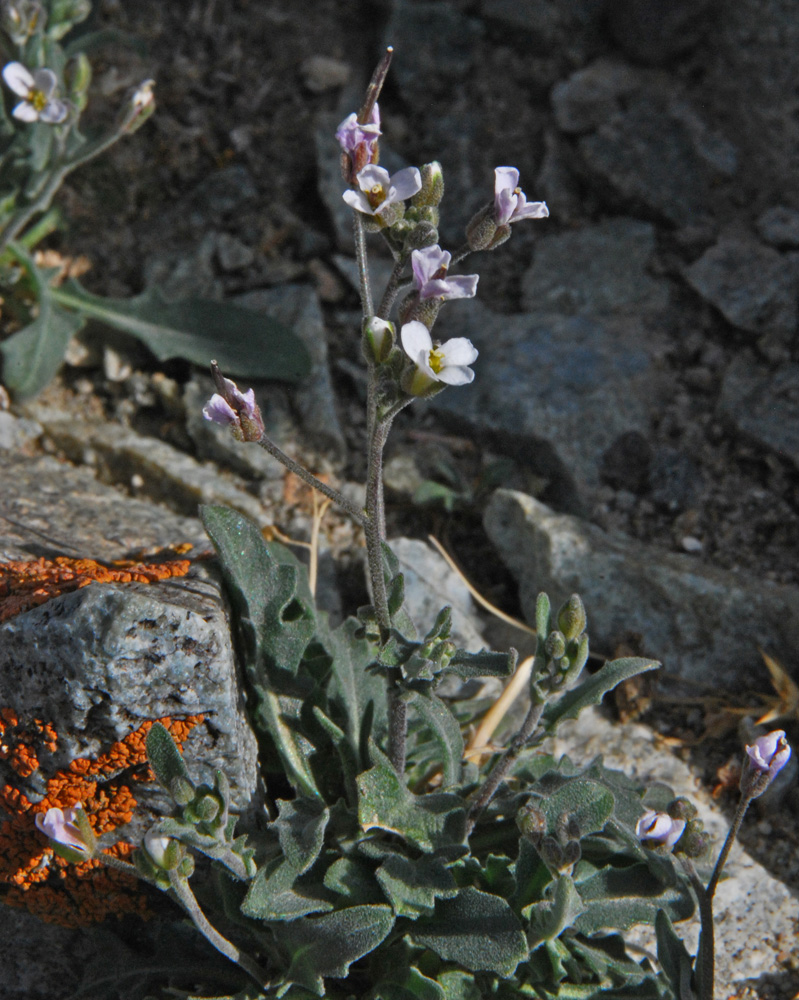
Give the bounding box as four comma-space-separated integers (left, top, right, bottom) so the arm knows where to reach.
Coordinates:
0, 0, 308, 399
39, 48, 791, 1000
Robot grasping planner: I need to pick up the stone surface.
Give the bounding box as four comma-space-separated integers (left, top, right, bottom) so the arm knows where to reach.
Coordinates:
479, 0, 604, 59
550, 707, 796, 993
484, 488, 799, 691
0, 452, 259, 813
718, 354, 799, 470
521, 217, 670, 317
605, 0, 716, 65
577, 97, 711, 224
551, 60, 640, 135
685, 238, 797, 341
390, 537, 486, 652
430, 290, 669, 511
756, 205, 799, 249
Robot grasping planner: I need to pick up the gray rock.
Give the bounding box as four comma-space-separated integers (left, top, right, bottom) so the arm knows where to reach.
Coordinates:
182, 164, 258, 217
551, 60, 640, 135
718, 353, 799, 470
40, 418, 272, 529
484, 488, 799, 690
521, 217, 670, 317
390, 537, 486, 651
578, 97, 710, 224
216, 232, 255, 271
385, 2, 484, 106
606, 0, 717, 64
756, 205, 799, 249
0, 574, 259, 813
144, 231, 223, 300
685, 238, 798, 340
431, 296, 672, 510
550, 708, 796, 993
300, 55, 350, 94
0, 904, 78, 998
235, 284, 346, 460
0, 411, 41, 451
480, 0, 604, 58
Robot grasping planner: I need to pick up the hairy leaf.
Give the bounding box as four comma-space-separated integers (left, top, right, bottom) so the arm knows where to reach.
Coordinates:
526, 874, 585, 945
376, 853, 457, 918
50, 278, 310, 380
145, 722, 192, 790
240, 859, 333, 922
655, 909, 696, 1000
443, 647, 516, 680
357, 741, 466, 852
373, 966, 446, 1000
573, 862, 695, 933
273, 798, 330, 874
538, 778, 615, 838
322, 857, 385, 905
276, 904, 394, 994
410, 887, 527, 977
403, 691, 463, 788
542, 658, 660, 733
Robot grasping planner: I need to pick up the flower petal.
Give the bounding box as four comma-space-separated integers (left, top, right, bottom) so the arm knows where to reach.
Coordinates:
439, 337, 478, 366
342, 189, 375, 214
401, 320, 433, 361
203, 394, 238, 426
512, 193, 549, 221
2, 61, 33, 97
436, 365, 475, 386
356, 164, 390, 193
39, 99, 68, 124
411, 245, 450, 290
426, 274, 479, 300
12, 101, 38, 122
31, 68, 57, 98
388, 166, 422, 202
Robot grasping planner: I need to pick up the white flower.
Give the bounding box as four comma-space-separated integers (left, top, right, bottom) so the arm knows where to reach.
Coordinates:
401, 320, 478, 388
131, 78, 155, 111
143, 830, 173, 868
411, 245, 478, 301
35, 803, 90, 853
342, 164, 421, 217
635, 809, 685, 849
2, 61, 67, 124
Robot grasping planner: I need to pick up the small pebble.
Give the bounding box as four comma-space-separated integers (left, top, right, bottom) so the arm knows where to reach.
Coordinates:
300, 55, 350, 93
681, 535, 703, 553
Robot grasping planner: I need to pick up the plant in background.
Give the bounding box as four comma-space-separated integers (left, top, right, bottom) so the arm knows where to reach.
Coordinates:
0, 0, 309, 398
35, 48, 792, 1000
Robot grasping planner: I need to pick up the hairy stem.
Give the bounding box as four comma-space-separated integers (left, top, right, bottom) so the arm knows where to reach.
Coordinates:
256, 433, 365, 526
168, 871, 270, 988
377, 253, 409, 318
353, 211, 373, 317
706, 792, 752, 901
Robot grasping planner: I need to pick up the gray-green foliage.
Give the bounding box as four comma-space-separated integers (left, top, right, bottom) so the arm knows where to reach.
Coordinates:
0, 1, 309, 398
128, 506, 698, 1000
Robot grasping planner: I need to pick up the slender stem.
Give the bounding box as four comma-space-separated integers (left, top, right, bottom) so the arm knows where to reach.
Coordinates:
255, 433, 366, 526
450, 242, 474, 266
680, 858, 714, 1000
363, 418, 391, 635
706, 792, 752, 901
98, 851, 140, 876
377, 254, 409, 318
168, 871, 270, 989
388, 692, 408, 774
353, 211, 373, 317
467, 663, 542, 834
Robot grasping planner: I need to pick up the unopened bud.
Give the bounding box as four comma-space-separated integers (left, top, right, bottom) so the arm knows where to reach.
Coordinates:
465, 204, 498, 251
412, 161, 444, 208
557, 595, 587, 641
363, 316, 395, 363
540, 835, 564, 868
143, 830, 181, 870
545, 630, 566, 661
169, 775, 195, 806
562, 840, 581, 867
404, 220, 439, 250
667, 797, 697, 822
196, 794, 220, 823
741, 730, 792, 799
177, 854, 195, 878
676, 819, 711, 859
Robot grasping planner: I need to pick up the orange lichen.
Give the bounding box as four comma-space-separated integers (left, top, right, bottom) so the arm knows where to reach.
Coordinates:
0, 549, 197, 623
0, 712, 203, 925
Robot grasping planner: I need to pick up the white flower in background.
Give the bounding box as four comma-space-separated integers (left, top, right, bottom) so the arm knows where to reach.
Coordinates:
2, 61, 68, 123
401, 320, 478, 391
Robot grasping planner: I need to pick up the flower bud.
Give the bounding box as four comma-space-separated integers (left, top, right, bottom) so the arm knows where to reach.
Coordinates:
465, 204, 497, 251
169, 775, 196, 806
636, 809, 685, 850
404, 220, 439, 251
196, 794, 221, 823
363, 316, 395, 364
540, 835, 564, 869
412, 161, 444, 208
545, 630, 566, 661
177, 854, 195, 878
676, 819, 711, 859
557, 595, 587, 641
143, 830, 181, 870
1, 1, 43, 44
562, 840, 581, 867
667, 797, 698, 822
741, 730, 792, 799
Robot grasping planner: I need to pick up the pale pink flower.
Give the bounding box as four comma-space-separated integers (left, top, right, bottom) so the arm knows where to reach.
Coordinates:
2, 61, 67, 123
493, 166, 549, 225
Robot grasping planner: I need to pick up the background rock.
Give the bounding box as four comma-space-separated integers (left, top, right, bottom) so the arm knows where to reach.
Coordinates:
484, 488, 799, 691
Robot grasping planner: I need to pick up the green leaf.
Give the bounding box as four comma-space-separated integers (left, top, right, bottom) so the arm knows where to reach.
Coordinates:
410, 887, 527, 977
357, 741, 466, 853
376, 853, 457, 918
49, 279, 310, 380
240, 859, 334, 922
511, 837, 553, 914
404, 691, 463, 788
538, 778, 615, 838
526, 874, 586, 945
145, 722, 192, 790
373, 966, 446, 1000
655, 909, 696, 1000
436, 970, 482, 1000
276, 904, 394, 994
443, 647, 517, 680
201, 505, 316, 678
273, 798, 329, 875
322, 856, 384, 905
573, 862, 695, 933
542, 658, 660, 734
0, 289, 86, 399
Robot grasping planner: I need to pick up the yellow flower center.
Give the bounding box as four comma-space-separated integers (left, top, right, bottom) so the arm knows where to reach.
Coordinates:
29, 87, 47, 112
428, 346, 445, 374
366, 183, 387, 210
